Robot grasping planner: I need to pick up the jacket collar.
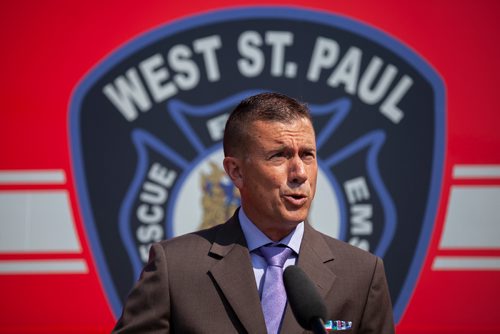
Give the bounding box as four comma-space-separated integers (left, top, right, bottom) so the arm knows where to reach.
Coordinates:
208, 212, 268, 333
281, 222, 337, 333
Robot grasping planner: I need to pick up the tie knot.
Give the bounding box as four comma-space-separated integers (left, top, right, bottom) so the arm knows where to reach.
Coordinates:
259, 245, 293, 268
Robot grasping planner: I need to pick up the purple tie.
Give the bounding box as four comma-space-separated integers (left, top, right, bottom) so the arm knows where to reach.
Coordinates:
259, 245, 293, 334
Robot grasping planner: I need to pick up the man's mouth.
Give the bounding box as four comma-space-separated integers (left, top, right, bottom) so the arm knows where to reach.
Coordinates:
284, 193, 308, 206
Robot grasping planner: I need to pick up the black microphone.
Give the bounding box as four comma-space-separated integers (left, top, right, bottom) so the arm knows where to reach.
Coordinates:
283, 265, 327, 334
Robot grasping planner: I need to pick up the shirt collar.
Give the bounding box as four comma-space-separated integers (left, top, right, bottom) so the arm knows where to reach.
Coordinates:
238, 207, 304, 255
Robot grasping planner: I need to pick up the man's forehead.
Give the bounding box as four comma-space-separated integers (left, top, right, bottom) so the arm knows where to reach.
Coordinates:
249, 119, 316, 145
249, 117, 314, 132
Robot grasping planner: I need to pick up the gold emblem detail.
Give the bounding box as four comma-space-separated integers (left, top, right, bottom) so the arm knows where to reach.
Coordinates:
199, 161, 240, 230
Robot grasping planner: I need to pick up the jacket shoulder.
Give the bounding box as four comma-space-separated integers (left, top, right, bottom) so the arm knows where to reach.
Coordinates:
315, 229, 381, 267
155, 222, 222, 253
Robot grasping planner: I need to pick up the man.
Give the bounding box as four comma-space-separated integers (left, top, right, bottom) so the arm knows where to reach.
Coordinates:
113, 92, 395, 333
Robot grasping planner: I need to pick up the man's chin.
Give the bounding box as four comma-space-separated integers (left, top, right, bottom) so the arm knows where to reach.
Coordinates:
283, 203, 310, 216
281, 211, 309, 226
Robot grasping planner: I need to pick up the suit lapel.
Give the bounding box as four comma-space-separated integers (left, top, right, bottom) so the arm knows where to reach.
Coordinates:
281, 223, 337, 333
208, 215, 267, 333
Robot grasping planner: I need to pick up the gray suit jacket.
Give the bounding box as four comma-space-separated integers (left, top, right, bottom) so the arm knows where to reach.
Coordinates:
113, 212, 395, 333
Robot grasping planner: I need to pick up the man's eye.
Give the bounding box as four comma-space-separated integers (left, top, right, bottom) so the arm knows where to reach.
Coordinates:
269, 151, 288, 160
302, 152, 316, 160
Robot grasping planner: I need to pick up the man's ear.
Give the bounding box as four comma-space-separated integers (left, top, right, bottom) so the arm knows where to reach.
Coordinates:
223, 156, 243, 189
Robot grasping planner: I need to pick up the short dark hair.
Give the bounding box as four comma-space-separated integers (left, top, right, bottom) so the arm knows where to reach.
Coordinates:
223, 92, 312, 157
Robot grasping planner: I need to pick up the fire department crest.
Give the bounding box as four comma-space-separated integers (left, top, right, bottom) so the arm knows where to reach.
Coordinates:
70, 7, 445, 323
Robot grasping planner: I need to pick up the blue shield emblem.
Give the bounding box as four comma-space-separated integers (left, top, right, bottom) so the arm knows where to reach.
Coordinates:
70, 7, 445, 323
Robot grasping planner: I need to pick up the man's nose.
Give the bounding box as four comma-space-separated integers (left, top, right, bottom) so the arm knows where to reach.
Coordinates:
289, 156, 307, 184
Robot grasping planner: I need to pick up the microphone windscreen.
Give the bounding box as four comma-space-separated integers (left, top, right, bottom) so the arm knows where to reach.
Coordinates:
283, 265, 327, 330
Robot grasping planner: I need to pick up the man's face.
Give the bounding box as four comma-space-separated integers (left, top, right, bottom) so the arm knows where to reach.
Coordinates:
224, 117, 318, 240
